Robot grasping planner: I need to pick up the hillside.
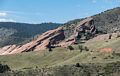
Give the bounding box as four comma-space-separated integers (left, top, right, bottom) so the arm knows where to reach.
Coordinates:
63, 7, 120, 38
0, 37, 120, 76
0, 7, 120, 55
0, 22, 61, 47
92, 7, 120, 33
1, 37, 120, 70
0, 7, 120, 76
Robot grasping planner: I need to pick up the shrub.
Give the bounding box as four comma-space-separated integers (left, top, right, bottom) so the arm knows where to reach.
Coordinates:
112, 51, 120, 57
108, 34, 112, 39
47, 42, 53, 52
67, 45, 74, 50
48, 48, 52, 52
75, 63, 81, 67
84, 46, 89, 51
0, 64, 10, 73
78, 45, 83, 52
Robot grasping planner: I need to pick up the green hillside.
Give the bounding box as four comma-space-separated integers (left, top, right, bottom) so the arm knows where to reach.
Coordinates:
0, 37, 120, 75
0, 37, 120, 70
0, 7, 120, 76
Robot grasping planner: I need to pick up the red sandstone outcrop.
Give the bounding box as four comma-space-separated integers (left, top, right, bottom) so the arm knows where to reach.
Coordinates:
58, 17, 96, 47
0, 27, 65, 55
0, 17, 117, 55
0, 18, 95, 55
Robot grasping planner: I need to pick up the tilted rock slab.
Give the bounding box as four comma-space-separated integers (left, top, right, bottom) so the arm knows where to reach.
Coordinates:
0, 27, 65, 55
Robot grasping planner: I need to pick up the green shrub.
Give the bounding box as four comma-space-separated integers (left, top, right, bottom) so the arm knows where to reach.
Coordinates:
67, 45, 74, 51
75, 63, 81, 67
84, 46, 89, 51
108, 34, 112, 39
78, 45, 83, 52
0, 64, 10, 73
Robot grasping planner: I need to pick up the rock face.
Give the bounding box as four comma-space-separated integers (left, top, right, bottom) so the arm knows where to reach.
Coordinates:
74, 17, 96, 35
58, 17, 96, 47
0, 27, 65, 55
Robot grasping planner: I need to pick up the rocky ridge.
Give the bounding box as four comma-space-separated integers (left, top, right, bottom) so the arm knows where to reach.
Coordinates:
0, 17, 97, 55
0, 27, 65, 55
0, 18, 119, 55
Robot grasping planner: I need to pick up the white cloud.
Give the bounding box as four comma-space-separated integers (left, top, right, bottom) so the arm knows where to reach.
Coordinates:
0, 18, 16, 22
0, 12, 7, 17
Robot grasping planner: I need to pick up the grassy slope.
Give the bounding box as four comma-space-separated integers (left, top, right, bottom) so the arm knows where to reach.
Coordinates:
0, 48, 79, 70
0, 38, 120, 70
85, 37, 120, 51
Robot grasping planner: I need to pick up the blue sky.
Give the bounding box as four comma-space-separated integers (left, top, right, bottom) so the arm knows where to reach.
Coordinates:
0, 0, 120, 23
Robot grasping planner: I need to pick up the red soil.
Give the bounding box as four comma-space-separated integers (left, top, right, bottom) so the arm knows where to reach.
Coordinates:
99, 48, 112, 53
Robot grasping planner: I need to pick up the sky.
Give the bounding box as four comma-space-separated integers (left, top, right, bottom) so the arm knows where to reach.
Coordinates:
0, 0, 120, 24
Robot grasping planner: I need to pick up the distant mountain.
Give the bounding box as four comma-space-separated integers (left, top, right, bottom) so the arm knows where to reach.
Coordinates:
0, 22, 61, 47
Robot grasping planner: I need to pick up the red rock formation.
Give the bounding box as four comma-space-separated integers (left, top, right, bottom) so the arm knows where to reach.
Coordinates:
0, 27, 65, 55
58, 17, 96, 47
0, 17, 106, 55
0, 18, 95, 55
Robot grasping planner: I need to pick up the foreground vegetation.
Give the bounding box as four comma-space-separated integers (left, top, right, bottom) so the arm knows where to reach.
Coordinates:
0, 36, 120, 75
0, 62, 120, 76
